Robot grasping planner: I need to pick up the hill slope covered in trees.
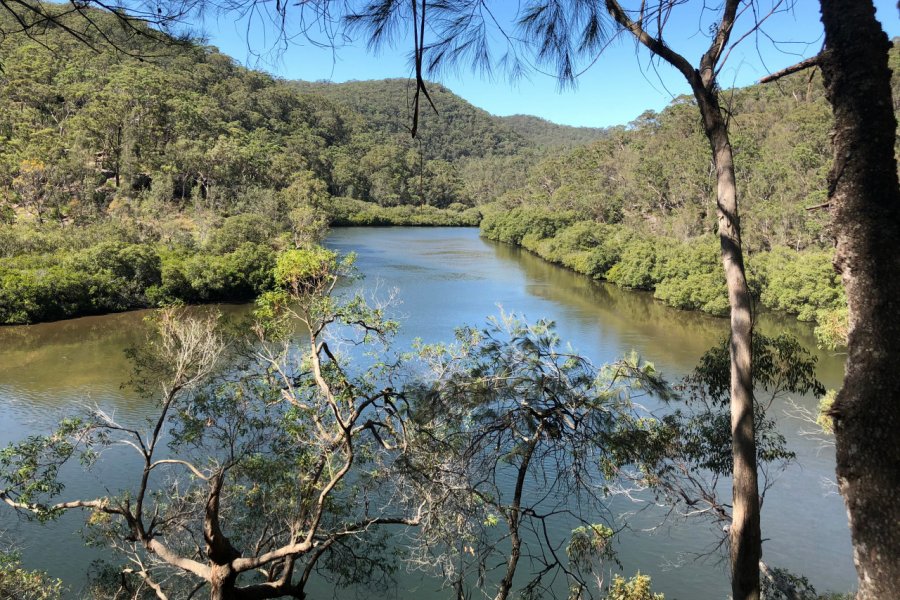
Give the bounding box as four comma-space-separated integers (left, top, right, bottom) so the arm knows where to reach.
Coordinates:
0, 7, 598, 323
0, 3, 891, 332
499, 114, 609, 150
478, 41, 899, 346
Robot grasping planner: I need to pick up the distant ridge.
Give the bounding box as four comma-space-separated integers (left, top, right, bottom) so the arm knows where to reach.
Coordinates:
499, 114, 609, 150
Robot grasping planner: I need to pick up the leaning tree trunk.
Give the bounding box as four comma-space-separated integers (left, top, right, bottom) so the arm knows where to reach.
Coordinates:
692, 83, 761, 600
818, 2, 900, 598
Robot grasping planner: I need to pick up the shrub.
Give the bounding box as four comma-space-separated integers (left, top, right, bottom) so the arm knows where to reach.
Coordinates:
274, 246, 340, 293
756, 247, 844, 321
606, 238, 658, 290
207, 214, 277, 253
605, 573, 664, 600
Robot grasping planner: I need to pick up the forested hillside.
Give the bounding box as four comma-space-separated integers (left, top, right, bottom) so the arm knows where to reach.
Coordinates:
499, 114, 609, 150
0, 1, 892, 332
479, 42, 898, 347
294, 79, 529, 160
0, 7, 587, 324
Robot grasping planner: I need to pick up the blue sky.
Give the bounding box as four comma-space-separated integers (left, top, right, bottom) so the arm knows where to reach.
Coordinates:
195, 1, 899, 128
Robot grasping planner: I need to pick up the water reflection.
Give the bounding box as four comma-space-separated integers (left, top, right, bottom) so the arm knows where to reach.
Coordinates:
0, 227, 854, 599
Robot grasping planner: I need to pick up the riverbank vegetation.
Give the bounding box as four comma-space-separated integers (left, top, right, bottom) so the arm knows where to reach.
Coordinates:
480, 208, 846, 347
474, 44, 899, 347
1, 6, 893, 343
0, 6, 600, 324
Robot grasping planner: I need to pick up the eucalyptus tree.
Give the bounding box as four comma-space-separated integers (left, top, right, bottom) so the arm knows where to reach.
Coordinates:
620, 334, 825, 562
0, 247, 423, 600
403, 316, 671, 600
758, 4, 900, 595
815, 2, 900, 597
345, 1, 799, 598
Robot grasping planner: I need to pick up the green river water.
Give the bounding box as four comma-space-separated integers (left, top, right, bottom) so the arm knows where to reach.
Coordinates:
0, 227, 855, 599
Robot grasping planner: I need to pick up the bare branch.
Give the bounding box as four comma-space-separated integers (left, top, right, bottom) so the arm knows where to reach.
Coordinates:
759, 54, 821, 83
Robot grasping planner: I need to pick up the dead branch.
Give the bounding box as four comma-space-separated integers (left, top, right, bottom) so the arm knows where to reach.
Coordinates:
759, 55, 821, 84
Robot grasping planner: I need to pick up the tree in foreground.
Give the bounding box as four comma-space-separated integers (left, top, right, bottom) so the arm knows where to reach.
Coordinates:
404, 315, 672, 600
615, 334, 825, 579
0, 543, 63, 600
763, 4, 900, 596
816, 2, 900, 597
0, 247, 423, 599
346, 1, 800, 597
0, 246, 679, 600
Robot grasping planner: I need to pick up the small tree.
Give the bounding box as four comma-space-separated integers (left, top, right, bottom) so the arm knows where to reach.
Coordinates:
0, 544, 64, 600
402, 314, 672, 600
0, 248, 422, 600
610, 334, 826, 596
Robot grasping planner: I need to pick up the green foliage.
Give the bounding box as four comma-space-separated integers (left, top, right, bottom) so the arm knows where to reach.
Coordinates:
761, 565, 856, 600
326, 197, 481, 226
273, 246, 344, 294
2, 6, 885, 330
604, 573, 664, 600
492, 64, 856, 251
207, 214, 277, 253
671, 333, 824, 476
0, 417, 99, 520
475, 53, 900, 347
408, 315, 675, 599
0, 9, 608, 323
567, 523, 619, 597
817, 390, 837, 434
480, 206, 575, 245
0, 548, 64, 600
481, 208, 845, 338
813, 306, 849, 351
293, 79, 530, 162
0, 234, 282, 323
690, 333, 826, 407
755, 247, 844, 322
500, 114, 609, 151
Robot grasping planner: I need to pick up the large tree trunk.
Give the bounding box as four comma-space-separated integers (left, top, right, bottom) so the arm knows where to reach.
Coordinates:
818, 2, 900, 598
692, 83, 761, 600
210, 564, 238, 600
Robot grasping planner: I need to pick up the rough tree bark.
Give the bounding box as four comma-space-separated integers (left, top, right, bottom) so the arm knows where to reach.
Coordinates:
818, 1, 900, 598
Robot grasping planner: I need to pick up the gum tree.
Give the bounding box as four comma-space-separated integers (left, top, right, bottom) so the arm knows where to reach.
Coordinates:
345, 1, 799, 597
404, 316, 672, 600
759, 4, 900, 595
0, 248, 422, 600
816, 2, 900, 597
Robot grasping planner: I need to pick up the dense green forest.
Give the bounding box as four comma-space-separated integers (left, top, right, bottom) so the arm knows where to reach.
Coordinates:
0, 8, 594, 324
0, 3, 893, 337
499, 114, 609, 150
477, 42, 900, 347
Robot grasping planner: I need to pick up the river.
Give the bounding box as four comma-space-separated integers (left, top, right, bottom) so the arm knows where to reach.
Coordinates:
0, 227, 855, 599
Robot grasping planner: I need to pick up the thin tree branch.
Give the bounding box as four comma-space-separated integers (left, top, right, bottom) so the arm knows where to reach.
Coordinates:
759, 54, 821, 83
